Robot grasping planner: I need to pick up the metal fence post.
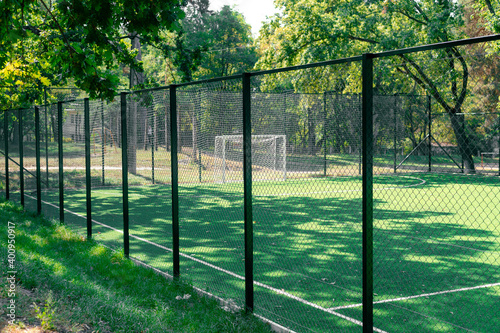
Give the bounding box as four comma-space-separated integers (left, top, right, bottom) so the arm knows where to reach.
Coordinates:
323, 91, 327, 177
101, 100, 105, 185
151, 111, 155, 184
359, 94, 362, 175
35, 106, 41, 214
393, 100, 397, 173
362, 53, 374, 333
243, 72, 254, 313
170, 85, 180, 279
283, 92, 288, 181
44, 89, 49, 188
19, 109, 24, 207
197, 89, 202, 183
428, 95, 432, 172
84, 98, 92, 239
4, 110, 9, 200
461, 115, 465, 173
121, 93, 129, 257
58, 102, 64, 223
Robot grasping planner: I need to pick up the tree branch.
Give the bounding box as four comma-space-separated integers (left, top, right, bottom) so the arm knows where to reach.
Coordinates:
484, 0, 496, 15
347, 35, 379, 44
398, 54, 453, 113
395, 9, 427, 26
411, 0, 430, 22
38, 0, 76, 55
449, 47, 469, 112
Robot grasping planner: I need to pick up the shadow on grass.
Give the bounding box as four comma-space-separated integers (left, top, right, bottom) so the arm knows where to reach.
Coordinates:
8, 169, 499, 332
47, 179, 499, 333
0, 199, 273, 333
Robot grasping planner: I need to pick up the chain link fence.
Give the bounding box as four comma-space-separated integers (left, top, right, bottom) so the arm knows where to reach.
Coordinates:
1, 36, 500, 333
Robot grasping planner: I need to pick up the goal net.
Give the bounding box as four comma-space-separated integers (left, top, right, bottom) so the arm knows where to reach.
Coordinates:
214, 135, 286, 183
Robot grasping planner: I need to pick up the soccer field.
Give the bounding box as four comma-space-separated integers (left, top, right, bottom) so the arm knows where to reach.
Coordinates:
19, 172, 499, 332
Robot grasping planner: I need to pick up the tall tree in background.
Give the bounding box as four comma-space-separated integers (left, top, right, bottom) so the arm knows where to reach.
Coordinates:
166, 4, 257, 163
174, 4, 257, 82
195, 5, 257, 79
172, 0, 212, 83
257, 0, 500, 173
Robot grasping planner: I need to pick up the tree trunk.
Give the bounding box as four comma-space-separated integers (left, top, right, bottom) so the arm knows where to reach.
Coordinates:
165, 110, 170, 151
12, 118, 19, 145
449, 113, 475, 173
128, 33, 144, 174
192, 112, 198, 162
128, 97, 137, 174
308, 107, 316, 155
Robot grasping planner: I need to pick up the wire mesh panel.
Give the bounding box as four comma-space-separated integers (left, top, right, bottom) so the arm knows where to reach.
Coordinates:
176, 79, 246, 309
59, 100, 87, 234
251, 62, 364, 332
0, 110, 15, 200
249, 92, 287, 182
325, 92, 362, 177
372, 45, 500, 332
20, 108, 38, 213
7, 110, 23, 206
373, 94, 432, 174
89, 98, 123, 251
39, 103, 61, 223
126, 88, 173, 273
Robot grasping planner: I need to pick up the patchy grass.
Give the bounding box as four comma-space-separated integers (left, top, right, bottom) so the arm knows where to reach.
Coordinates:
0, 199, 274, 333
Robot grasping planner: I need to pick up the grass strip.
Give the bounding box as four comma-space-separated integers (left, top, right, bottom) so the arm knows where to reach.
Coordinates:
0, 198, 274, 333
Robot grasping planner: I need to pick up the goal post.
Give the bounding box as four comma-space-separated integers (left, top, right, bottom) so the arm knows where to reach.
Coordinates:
214, 134, 287, 183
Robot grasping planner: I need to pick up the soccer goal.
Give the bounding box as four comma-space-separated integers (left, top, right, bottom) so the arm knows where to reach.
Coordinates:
214, 135, 287, 183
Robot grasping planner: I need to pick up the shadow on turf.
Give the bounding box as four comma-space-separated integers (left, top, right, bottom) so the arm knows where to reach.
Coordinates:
7, 167, 499, 332
49, 181, 499, 333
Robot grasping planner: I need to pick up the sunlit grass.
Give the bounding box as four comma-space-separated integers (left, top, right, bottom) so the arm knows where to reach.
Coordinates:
0, 199, 274, 333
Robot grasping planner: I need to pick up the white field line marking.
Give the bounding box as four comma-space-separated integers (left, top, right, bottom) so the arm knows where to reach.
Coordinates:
52, 175, 425, 199
255, 176, 426, 197
25, 166, 167, 171
27, 194, 387, 333
329, 282, 500, 311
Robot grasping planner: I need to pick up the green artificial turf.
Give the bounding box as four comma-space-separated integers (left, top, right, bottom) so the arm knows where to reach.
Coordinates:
6, 172, 497, 332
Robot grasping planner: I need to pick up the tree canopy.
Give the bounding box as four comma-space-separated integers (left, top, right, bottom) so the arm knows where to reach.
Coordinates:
172, 4, 257, 82
0, 0, 185, 105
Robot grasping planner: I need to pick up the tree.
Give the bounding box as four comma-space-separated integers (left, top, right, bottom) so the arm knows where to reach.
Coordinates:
172, 4, 257, 82
257, 0, 498, 173
194, 5, 257, 80
154, 5, 257, 163
0, 0, 185, 105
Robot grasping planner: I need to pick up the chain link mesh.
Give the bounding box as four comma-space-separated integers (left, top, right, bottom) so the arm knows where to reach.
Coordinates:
176, 80, 247, 308
3, 110, 19, 204
89, 98, 123, 251
38, 103, 60, 221
372, 45, 500, 332
249, 63, 365, 332
125, 89, 173, 272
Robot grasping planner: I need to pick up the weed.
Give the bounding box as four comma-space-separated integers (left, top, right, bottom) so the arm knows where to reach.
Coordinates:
33, 291, 56, 331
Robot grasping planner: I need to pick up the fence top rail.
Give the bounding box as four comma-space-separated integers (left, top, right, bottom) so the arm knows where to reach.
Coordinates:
249, 55, 364, 77
371, 34, 500, 59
